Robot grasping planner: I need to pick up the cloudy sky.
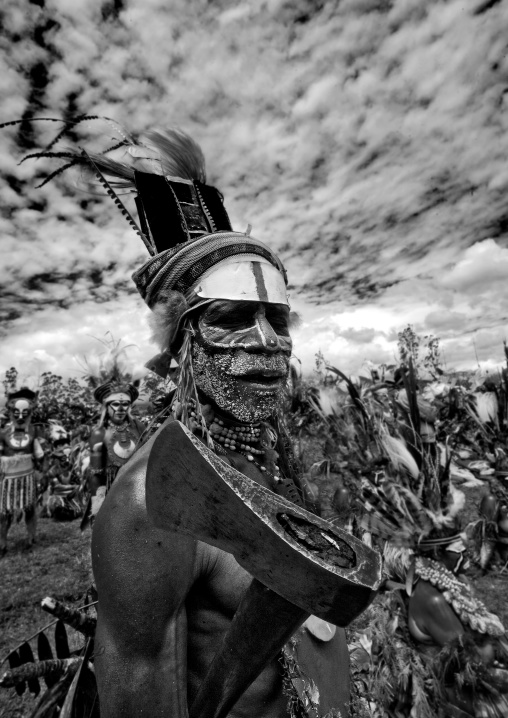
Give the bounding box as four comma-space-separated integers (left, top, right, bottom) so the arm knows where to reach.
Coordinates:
1, 0, 508, 386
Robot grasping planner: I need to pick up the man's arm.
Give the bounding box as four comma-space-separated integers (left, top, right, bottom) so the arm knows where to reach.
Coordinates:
91, 452, 198, 717
89, 427, 106, 492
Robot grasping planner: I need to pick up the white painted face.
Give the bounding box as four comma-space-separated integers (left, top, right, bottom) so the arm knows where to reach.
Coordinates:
12, 399, 31, 425
106, 392, 132, 425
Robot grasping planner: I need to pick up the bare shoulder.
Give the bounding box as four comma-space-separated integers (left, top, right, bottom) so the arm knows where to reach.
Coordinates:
91, 428, 200, 640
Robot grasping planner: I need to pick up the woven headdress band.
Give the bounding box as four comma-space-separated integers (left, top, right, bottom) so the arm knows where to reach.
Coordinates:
93, 382, 139, 405
132, 230, 288, 308
69, 129, 289, 310
7, 388, 37, 404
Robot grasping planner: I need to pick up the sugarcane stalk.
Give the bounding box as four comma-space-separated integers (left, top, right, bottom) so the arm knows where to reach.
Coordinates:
41, 597, 96, 637
189, 579, 308, 718
0, 658, 81, 687
0, 600, 97, 670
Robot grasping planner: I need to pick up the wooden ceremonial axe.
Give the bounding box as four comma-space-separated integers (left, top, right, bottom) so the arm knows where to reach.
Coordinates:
146, 421, 382, 718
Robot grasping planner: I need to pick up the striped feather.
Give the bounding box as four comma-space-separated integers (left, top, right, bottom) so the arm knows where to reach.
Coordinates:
82, 150, 154, 255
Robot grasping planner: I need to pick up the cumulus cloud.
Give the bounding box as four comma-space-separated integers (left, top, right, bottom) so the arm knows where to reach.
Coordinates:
442, 239, 508, 293
1, 0, 508, 379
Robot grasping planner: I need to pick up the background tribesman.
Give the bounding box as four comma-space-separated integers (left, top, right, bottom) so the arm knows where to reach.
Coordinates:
0, 388, 46, 555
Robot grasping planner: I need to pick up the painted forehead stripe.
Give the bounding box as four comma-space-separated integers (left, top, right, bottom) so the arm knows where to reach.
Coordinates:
195, 259, 288, 305
252, 262, 269, 303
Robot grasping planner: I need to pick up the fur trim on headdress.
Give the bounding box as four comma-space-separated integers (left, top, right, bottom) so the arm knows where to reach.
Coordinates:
147, 289, 189, 351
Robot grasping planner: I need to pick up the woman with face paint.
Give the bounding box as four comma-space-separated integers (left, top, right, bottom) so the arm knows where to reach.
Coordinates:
86, 381, 145, 519
0, 388, 46, 555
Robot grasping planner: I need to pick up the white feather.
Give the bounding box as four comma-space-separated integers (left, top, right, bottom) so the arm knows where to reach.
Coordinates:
380, 430, 420, 480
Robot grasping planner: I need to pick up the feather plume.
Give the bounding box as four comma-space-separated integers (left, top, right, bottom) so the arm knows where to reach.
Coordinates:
379, 429, 420, 480
13, 118, 207, 194
82, 150, 152, 253
71, 127, 207, 191
136, 129, 206, 181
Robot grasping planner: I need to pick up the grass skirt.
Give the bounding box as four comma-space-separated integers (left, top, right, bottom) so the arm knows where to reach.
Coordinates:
0, 455, 36, 517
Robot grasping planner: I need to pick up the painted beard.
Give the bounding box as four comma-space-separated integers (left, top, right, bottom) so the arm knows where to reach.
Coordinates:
191, 341, 290, 423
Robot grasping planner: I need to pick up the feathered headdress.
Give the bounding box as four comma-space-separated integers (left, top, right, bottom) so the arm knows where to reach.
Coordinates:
6, 117, 290, 369
7, 387, 38, 405
93, 381, 139, 405
76, 335, 140, 407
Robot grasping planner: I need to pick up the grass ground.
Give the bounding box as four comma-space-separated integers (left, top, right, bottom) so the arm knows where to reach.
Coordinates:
0, 517, 92, 718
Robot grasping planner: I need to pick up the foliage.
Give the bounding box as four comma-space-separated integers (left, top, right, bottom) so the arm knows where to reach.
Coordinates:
35, 373, 96, 430
397, 324, 421, 368
397, 324, 443, 378
2, 367, 19, 398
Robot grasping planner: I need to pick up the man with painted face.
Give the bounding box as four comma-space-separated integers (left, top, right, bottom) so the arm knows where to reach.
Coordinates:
51, 127, 360, 717
0, 388, 45, 555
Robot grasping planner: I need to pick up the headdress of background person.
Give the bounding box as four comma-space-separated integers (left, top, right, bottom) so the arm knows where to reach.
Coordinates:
7, 387, 38, 404
93, 380, 140, 428
6, 387, 38, 415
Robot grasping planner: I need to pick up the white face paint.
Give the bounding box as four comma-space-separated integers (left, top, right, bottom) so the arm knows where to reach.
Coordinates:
12, 399, 31, 425
106, 392, 132, 425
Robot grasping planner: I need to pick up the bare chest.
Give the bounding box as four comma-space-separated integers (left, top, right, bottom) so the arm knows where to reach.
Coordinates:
186, 546, 288, 717
1, 425, 36, 455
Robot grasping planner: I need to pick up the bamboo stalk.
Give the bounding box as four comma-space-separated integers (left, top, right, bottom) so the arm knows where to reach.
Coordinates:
0, 600, 97, 668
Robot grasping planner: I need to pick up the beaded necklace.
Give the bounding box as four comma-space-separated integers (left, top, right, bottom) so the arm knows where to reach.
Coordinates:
186, 400, 282, 485
415, 556, 504, 636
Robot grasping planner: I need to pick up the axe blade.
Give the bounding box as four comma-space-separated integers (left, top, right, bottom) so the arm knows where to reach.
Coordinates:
146, 420, 381, 626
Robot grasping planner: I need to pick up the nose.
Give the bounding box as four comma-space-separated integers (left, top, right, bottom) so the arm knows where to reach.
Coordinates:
252, 307, 282, 353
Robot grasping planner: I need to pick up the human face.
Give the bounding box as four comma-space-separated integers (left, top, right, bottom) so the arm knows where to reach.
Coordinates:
11, 399, 31, 426
191, 300, 292, 422
106, 393, 132, 425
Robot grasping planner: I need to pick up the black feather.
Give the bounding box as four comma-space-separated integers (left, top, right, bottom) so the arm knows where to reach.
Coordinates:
0, 117, 69, 130
82, 150, 154, 255
42, 115, 106, 152
54, 621, 70, 659
7, 650, 26, 696
35, 160, 82, 189
37, 632, 56, 688
19, 151, 86, 165
18, 642, 40, 695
